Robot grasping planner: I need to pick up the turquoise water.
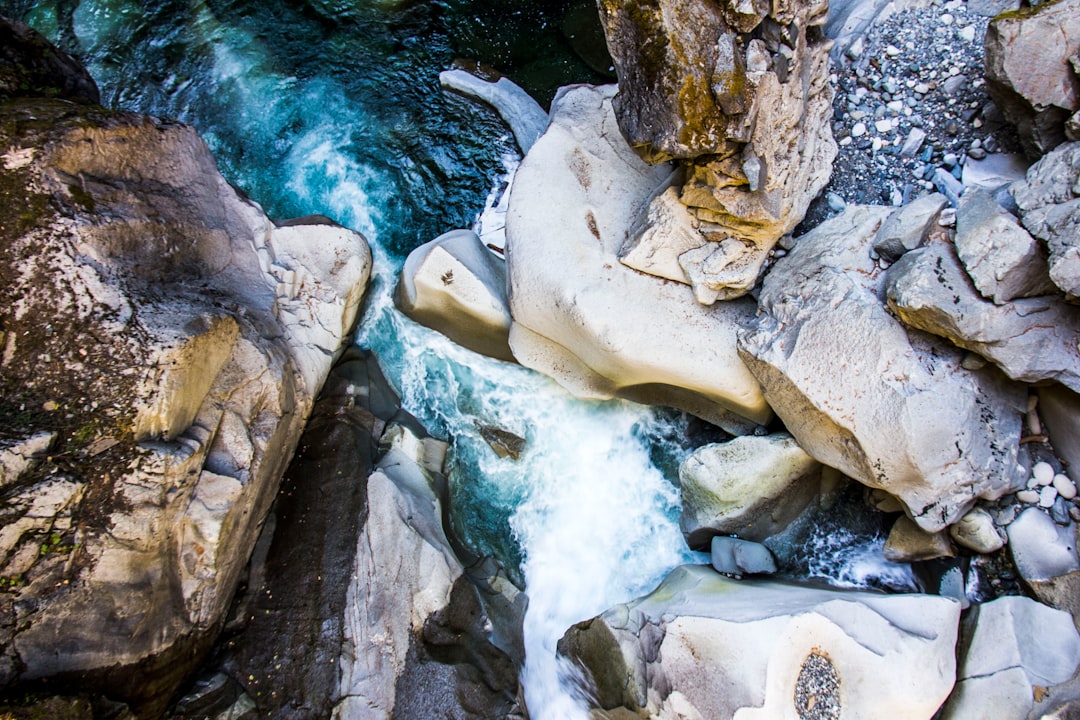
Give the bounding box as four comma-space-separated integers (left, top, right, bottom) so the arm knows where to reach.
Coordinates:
3, 1, 693, 714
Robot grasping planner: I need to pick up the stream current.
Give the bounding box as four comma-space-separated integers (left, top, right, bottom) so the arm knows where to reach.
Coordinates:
3, 1, 917, 716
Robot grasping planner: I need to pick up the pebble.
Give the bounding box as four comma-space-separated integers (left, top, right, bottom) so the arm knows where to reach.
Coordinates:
1053, 474, 1077, 500
1033, 462, 1055, 485
851, 122, 867, 137
1051, 497, 1071, 526
826, 192, 847, 212
968, 147, 987, 160
886, 44, 902, 57
941, 12, 954, 24
1016, 489, 1040, 504
959, 25, 976, 42
914, 82, 930, 94
875, 118, 894, 133
1039, 486, 1059, 508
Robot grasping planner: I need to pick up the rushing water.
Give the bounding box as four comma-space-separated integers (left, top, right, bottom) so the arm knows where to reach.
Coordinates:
4, 1, 915, 715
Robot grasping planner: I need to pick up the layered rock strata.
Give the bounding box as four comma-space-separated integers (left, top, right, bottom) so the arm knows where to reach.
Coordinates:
599, 0, 837, 300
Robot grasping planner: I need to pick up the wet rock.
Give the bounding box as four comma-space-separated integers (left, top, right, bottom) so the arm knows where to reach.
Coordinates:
599, 0, 836, 299
0, 16, 99, 104
1012, 141, 1080, 300
885, 240, 1080, 392
504, 84, 769, 433
940, 596, 1080, 719
710, 536, 777, 576
984, 0, 1080, 157
739, 206, 1026, 532
954, 188, 1056, 304
439, 69, 548, 154
679, 433, 822, 546
871, 192, 948, 262
884, 515, 955, 562
396, 229, 514, 362
558, 565, 960, 719
0, 91, 371, 715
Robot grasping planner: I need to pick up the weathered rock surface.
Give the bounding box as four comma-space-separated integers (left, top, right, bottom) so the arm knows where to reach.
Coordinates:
1006, 508, 1080, 633
885, 239, 1080, 392
710, 536, 777, 576
940, 596, 1080, 720
598, 0, 837, 300
738, 205, 1027, 531
984, 0, 1080, 157
1038, 385, 1080, 482
396, 229, 514, 362
504, 84, 769, 433
949, 506, 1006, 554
871, 192, 948, 262
439, 69, 548, 154
953, 188, 1056, 304
679, 433, 822, 546
884, 515, 955, 562
0, 95, 370, 714
1012, 141, 1080, 299
559, 565, 960, 719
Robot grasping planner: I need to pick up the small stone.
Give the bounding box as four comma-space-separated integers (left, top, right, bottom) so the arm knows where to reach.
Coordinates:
941, 13, 954, 24
875, 118, 894, 133
1027, 476, 1041, 490
1053, 474, 1077, 500
915, 82, 930, 94
968, 147, 987, 160
851, 122, 867, 138
938, 208, 956, 226
1039, 485, 1059, 508
886, 44, 902, 57
872, 137, 883, 152
1051, 497, 1071, 525
943, 152, 958, 167
959, 25, 976, 42
887, 100, 904, 113
1033, 462, 1055, 485
42, 400, 58, 412
826, 192, 847, 213
1017, 489, 1040, 504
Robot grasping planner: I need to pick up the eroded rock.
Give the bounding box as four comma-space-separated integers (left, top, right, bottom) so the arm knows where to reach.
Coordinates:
504, 84, 769, 433
559, 565, 960, 719
1012, 141, 1080, 299
738, 206, 1026, 531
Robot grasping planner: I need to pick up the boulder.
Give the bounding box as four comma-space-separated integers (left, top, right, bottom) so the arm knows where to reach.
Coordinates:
558, 565, 960, 719
439, 69, 548, 154
885, 240, 1080, 392
872, 192, 948, 262
1012, 141, 1080, 300
884, 515, 955, 562
940, 596, 1080, 720
1007, 508, 1080, 630
679, 433, 822, 546
738, 206, 1027, 532
0, 16, 99, 104
396, 229, 514, 361
504, 84, 770, 433
954, 189, 1057, 304
949, 506, 1006, 554
0, 96, 371, 714
984, 0, 1080, 157
961, 152, 1029, 195
598, 0, 836, 299
1037, 385, 1080, 480
710, 536, 777, 576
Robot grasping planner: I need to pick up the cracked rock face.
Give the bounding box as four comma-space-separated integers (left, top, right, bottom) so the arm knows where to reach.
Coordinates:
0, 98, 370, 714
558, 565, 960, 719
599, 0, 837, 301
737, 205, 1026, 532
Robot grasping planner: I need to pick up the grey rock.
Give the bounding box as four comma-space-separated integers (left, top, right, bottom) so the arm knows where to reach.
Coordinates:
961, 152, 1029, 194
954, 189, 1056, 304
439, 69, 548, 154
872, 192, 948, 262
1013, 141, 1080, 299
558, 565, 960, 719
933, 167, 964, 206
396, 229, 513, 362
710, 536, 778, 575
1007, 508, 1080, 583
940, 596, 1080, 719
679, 433, 822, 546
0, 16, 99, 104
900, 127, 928, 158
965, 0, 1020, 16
886, 240, 1080, 391
984, 0, 1080, 157
1037, 386, 1080, 484
739, 206, 1026, 532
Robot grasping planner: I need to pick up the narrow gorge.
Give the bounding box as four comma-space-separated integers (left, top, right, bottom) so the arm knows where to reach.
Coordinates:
1, 0, 1080, 719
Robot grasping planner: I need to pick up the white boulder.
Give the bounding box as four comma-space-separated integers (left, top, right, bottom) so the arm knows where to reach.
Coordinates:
559, 565, 961, 720
504, 84, 770, 433
396, 229, 514, 361
439, 69, 548, 153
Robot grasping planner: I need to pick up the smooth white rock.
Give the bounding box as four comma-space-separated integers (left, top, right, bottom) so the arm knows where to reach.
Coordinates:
439, 70, 548, 153
1034, 461, 1056, 485
1007, 507, 1080, 581
1054, 474, 1077, 499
